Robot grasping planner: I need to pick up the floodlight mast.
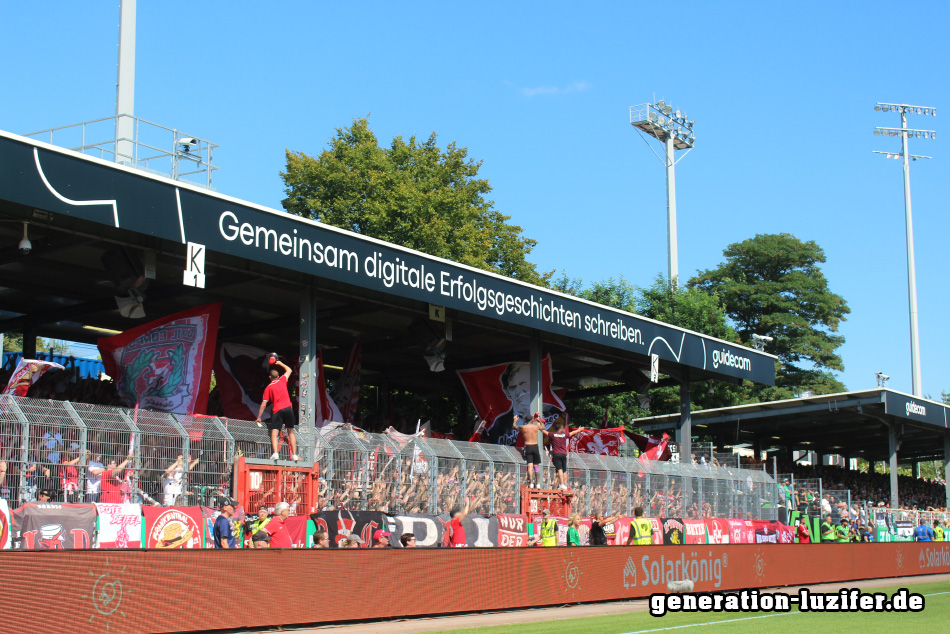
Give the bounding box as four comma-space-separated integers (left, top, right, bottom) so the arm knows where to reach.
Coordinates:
873, 102, 937, 397
630, 102, 695, 289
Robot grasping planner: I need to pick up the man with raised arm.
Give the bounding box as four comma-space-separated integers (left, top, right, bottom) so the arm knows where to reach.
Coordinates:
255, 358, 299, 462
514, 412, 544, 489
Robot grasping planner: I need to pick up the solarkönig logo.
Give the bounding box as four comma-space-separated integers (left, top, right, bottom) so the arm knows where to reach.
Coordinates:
712, 348, 752, 372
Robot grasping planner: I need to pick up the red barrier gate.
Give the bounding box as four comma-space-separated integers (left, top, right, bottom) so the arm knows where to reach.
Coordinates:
232, 456, 320, 515
520, 485, 573, 516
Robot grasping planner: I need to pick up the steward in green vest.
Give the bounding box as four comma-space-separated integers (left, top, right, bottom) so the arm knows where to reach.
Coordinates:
820, 515, 836, 543
836, 519, 851, 543
935, 521, 945, 542
248, 507, 272, 548
540, 509, 559, 547
626, 506, 653, 546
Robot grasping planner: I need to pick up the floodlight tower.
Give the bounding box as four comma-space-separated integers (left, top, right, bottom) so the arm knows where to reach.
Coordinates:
873, 102, 937, 397
630, 101, 695, 288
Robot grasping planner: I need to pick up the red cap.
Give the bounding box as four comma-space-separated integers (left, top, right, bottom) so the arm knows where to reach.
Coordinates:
374, 529, 391, 540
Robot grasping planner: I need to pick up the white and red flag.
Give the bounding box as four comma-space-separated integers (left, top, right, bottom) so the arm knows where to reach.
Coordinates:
569, 428, 627, 456
2, 359, 64, 396
332, 336, 362, 424
98, 303, 220, 415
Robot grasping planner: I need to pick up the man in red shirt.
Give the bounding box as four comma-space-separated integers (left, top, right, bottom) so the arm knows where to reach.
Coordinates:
796, 517, 811, 544
446, 498, 471, 548
265, 501, 293, 548
99, 455, 133, 504
255, 359, 299, 461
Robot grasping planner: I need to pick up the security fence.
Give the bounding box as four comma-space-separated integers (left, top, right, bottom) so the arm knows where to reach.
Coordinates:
0, 395, 778, 518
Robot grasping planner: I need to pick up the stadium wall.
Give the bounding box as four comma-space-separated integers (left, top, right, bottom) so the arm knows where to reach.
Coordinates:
1, 543, 948, 634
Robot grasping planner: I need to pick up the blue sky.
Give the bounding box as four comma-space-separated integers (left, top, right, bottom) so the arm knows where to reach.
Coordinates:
2, 1, 948, 396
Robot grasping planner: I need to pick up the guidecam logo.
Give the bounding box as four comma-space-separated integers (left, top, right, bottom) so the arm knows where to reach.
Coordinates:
712, 348, 752, 372
905, 401, 927, 417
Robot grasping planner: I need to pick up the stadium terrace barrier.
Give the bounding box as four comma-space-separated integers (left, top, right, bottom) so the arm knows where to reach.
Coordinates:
0, 395, 779, 519
1, 543, 949, 634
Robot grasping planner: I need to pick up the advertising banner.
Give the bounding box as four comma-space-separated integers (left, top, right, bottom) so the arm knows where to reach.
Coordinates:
2, 542, 950, 633
11, 503, 95, 549
95, 503, 142, 548
143, 506, 204, 548
98, 303, 221, 415
683, 519, 707, 544
312, 510, 387, 548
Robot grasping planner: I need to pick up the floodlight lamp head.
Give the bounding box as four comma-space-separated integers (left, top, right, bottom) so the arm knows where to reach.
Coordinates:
874, 105, 882, 111
874, 130, 880, 136
663, 105, 673, 114
656, 100, 666, 109
674, 109, 681, 118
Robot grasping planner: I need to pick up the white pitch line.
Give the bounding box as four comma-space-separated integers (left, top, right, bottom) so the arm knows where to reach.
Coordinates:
617, 590, 950, 634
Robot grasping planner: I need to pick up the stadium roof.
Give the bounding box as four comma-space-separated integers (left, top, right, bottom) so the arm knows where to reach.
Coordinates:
636, 389, 950, 463
0, 129, 775, 400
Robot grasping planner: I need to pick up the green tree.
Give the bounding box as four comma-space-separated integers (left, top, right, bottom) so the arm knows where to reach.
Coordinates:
690, 233, 850, 400
635, 275, 745, 414
553, 274, 738, 422
281, 117, 551, 286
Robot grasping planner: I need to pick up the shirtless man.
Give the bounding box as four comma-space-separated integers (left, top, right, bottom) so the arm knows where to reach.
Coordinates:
514, 413, 544, 489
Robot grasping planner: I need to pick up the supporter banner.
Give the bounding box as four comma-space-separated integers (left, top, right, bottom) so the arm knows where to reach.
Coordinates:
647, 517, 664, 545
705, 518, 730, 544
607, 516, 633, 546
11, 503, 95, 549
0, 499, 10, 549
660, 517, 685, 545
312, 510, 386, 548
438, 513, 499, 547
384, 513, 444, 548
496, 514, 528, 547
753, 519, 779, 544
95, 503, 142, 548
284, 515, 311, 548
2, 359, 64, 396
457, 355, 566, 446
143, 506, 204, 548
683, 519, 707, 544
569, 427, 626, 456
726, 519, 756, 544
894, 521, 915, 542
99, 304, 221, 415
200, 506, 247, 548
332, 336, 362, 424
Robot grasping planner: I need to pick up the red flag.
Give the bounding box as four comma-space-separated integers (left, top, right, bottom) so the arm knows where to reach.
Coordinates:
314, 350, 343, 427
98, 303, 220, 415
457, 355, 565, 445
332, 337, 362, 424
569, 427, 626, 456
628, 432, 672, 476
468, 406, 493, 443
2, 359, 65, 396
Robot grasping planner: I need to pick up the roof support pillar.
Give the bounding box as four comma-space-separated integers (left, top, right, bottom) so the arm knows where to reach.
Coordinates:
678, 381, 691, 464
944, 434, 950, 510
528, 334, 543, 418
298, 288, 318, 443
22, 326, 36, 359
888, 424, 900, 509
